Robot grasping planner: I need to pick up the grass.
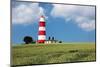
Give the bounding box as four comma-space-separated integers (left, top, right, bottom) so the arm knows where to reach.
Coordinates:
12, 43, 96, 66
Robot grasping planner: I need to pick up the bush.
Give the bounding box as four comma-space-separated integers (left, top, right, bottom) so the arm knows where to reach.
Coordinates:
23, 36, 33, 44
59, 41, 62, 43
31, 41, 36, 44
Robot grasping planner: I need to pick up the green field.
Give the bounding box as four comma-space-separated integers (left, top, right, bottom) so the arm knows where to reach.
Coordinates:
12, 43, 96, 66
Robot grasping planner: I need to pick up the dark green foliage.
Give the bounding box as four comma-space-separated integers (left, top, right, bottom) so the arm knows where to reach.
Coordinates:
31, 41, 36, 44
52, 37, 54, 40
23, 36, 33, 44
59, 41, 62, 43
48, 36, 51, 40
69, 50, 78, 53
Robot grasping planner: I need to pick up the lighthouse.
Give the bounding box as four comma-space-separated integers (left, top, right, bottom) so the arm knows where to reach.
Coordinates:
38, 15, 46, 43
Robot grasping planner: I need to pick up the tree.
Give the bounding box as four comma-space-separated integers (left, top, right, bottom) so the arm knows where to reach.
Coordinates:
52, 37, 54, 40
23, 36, 33, 44
48, 36, 51, 40
59, 41, 62, 43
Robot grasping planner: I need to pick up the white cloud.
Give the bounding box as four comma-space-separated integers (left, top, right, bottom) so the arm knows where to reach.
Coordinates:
78, 21, 95, 31
51, 4, 95, 31
76, 17, 95, 31
12, 3, 45, 24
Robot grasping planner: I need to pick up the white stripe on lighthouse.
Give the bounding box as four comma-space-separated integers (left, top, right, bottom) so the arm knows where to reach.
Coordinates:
38, 35, 46, 40
40, 17, 45, 22
39, 27, 45, 31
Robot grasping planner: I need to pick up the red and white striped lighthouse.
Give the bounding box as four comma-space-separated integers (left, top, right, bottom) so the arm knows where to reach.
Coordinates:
38, 15, 46, 43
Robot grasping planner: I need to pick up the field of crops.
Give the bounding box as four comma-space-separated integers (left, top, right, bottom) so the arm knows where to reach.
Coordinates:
12, 43, 96, 66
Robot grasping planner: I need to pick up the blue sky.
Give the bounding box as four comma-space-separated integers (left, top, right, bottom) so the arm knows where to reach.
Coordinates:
12, 0, 96, 44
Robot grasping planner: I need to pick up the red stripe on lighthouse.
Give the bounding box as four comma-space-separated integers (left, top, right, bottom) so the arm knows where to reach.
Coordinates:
39, 22, 45, 26
38, 31, 46, 35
